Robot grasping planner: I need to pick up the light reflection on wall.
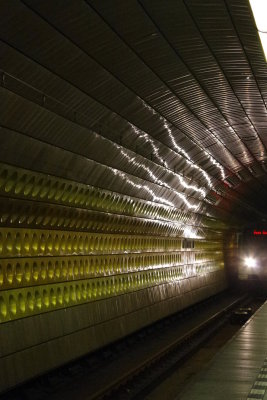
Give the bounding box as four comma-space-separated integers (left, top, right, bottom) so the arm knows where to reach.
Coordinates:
183, 226, 203, 239
117, 145, 206, 197
163, 121, 215, 186
134, 100, 226, 183
129, 121, 221, 191
208, 154, 226, 181
111, 168, 176, 208
113, 146, 200, 210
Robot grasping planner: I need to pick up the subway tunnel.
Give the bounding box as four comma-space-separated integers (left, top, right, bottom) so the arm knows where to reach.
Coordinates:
1, 0, 267, 394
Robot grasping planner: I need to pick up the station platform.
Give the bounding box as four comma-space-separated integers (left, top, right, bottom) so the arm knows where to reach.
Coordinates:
179, 301, 267, 400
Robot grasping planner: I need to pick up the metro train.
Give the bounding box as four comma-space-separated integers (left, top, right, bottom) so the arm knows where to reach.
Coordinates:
238, 227, 267, 283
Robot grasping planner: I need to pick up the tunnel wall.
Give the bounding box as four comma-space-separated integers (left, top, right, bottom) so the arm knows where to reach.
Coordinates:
0, 161, 227, 393
0, 272, 226, 392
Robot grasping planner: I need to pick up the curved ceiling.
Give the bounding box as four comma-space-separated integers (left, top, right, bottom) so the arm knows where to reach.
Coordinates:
1, 0, 267, 230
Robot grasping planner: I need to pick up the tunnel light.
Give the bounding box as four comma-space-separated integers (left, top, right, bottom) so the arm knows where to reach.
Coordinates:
249, 0, 267, 61
259, 31, 267, 60
244, 256, 257, 268
249, 0, 267, 31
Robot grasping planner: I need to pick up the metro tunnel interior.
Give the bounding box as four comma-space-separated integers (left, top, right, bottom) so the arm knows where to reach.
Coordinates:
1, 0, 267, 396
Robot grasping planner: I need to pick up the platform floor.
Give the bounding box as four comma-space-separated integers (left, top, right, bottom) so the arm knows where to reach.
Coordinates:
179, 301, 267, 400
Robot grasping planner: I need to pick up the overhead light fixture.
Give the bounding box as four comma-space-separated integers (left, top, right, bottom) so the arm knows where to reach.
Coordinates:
249, 0, 267, 60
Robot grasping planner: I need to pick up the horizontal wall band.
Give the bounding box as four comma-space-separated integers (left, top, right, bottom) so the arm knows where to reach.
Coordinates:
0, 254, 223, 289
0, 196, 215, 237
0, 162, 225, 229
0, 227, 222, 257
0, 275, 227, 394
0, 263, 222, 323
0, 270, 226, 361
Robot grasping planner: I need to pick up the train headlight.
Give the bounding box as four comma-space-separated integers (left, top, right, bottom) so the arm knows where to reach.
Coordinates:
244, 257, 257, 268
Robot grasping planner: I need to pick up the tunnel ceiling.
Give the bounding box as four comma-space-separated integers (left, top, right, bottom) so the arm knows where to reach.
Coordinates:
1, 0, 267, 232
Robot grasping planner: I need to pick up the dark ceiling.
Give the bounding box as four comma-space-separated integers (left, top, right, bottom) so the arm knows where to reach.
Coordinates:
1, 0, 267, 230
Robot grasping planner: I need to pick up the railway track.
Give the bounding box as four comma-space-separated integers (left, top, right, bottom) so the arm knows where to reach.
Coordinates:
2, 291, 255, 400
97, 293, 250, 400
